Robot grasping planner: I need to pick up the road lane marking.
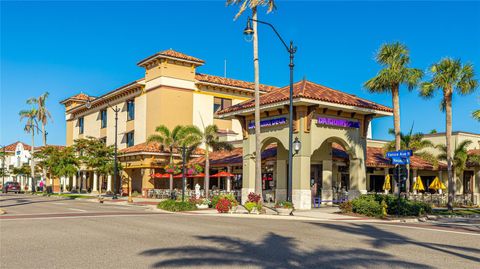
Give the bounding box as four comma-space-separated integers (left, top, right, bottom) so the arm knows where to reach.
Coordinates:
68, 208, 87, 212
375, 223, 480, 236
0, 212, 165, 221
51, 202, 66, 205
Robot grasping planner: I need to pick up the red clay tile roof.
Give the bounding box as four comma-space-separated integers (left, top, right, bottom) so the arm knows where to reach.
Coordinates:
1, 141, 32, 152
195, 73, 278, 93
120, 142, 205, 155
366, 147, 446, 170
218, 79, 393, 114
137, 49, 205, 66
468, 149, 480, 156
60, 93, 96, 104
190, 145, 277, 166
190, 144, 444, 170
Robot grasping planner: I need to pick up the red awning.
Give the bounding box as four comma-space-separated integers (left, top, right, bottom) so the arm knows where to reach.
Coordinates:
210, 171, 235, 177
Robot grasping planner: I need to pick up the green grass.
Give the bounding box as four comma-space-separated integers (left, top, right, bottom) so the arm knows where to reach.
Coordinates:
433, 208, 480, 216
48, 193, 96, 199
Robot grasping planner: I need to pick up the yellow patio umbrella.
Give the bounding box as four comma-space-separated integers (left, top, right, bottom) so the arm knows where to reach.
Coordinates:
413, 176, 425, 191
382, 174, 391, 191
429, 177, 446, 191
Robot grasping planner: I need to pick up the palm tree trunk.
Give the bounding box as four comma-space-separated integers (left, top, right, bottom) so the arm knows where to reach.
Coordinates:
30, 131, 35, 192
204, 147, 210, 198
392, 84, 401, 151
252, 7, 262, 196
445, 92, 454, 210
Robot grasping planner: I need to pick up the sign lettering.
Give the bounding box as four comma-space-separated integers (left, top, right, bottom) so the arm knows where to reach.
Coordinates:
248, 117, 287, 129
317, 117, 360, 128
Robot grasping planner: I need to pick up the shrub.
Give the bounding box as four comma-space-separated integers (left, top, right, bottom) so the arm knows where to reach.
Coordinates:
157, 199, 197, 212
188, 196, 204, 205
215, 198, 231, 213
339, 201, 353, 213
247, 192, 261, 203
275, 201, 294, 209
211, 194, 238, 208
132, 191, 141, 197
352, 197, 383, 217
350, 194, 432, 217
244, 202, 257, 213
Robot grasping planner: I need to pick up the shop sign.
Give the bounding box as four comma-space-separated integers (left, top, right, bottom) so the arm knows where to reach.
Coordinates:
248, 117, 287, 129
317, 117, 360, 128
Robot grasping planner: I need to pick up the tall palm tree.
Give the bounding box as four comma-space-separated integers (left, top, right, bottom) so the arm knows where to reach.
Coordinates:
420, 58, 478, 210
197, 124, 233, 198
19, 108, 38, 192
27, 92, 52, 146
226, 0, 276, 196
147, 125, 200, 191
364, 42, 423, 151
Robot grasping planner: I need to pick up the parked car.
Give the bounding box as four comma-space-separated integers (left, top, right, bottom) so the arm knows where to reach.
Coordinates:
3, 182, 21, 193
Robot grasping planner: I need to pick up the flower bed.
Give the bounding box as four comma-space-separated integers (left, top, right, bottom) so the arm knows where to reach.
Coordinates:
157, 199, 197, 212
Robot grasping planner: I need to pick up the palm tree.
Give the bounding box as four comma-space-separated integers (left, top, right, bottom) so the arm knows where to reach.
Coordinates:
197, 124, 233, 198
19, 108, 38, 192
420, 58, 478, 210
364, 42, 423, 151
147, 125, 201, 192
473, 109, 480, 121
226, 0, 276, 196
437, 140, 473, 193
27, 92, 52, 146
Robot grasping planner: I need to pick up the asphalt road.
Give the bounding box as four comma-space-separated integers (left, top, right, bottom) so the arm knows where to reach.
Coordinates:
1, 194, 479, 269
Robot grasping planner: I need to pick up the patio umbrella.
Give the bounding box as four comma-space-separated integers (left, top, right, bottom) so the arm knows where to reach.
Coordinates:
382, 174, 391, 192
429, 177, 446, 192
413, 176, 425, 191
188, 173, 206, 178
210, 171, 235, 177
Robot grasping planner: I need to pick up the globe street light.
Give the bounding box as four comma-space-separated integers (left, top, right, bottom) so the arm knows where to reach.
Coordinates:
244, 17, 297, 203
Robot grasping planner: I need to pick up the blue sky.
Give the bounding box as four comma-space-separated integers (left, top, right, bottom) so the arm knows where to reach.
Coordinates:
1, 0, 479, 146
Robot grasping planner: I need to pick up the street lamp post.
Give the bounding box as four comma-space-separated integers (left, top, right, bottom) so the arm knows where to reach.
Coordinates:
181, 145, 187, 202
244, 18, 297, 202
1, 145, 5, 189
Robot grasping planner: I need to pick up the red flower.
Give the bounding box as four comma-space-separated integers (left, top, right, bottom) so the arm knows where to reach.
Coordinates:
215, 198, 231, 213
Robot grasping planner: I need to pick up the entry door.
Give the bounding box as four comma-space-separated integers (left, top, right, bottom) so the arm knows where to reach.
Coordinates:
310, 164, 322, 197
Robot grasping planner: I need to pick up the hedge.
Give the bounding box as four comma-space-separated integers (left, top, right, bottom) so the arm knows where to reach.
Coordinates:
343, 194, 432, 217
157, 199, 197, 212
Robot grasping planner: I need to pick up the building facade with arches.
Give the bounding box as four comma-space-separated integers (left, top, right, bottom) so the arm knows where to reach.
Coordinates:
217, 80, 393, 209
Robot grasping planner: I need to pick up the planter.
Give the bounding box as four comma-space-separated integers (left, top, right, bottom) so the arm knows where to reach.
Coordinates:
229, 205, 238, 214
276, 208, 293, 216
196, 204, 208, 209
249, 207, 260, 215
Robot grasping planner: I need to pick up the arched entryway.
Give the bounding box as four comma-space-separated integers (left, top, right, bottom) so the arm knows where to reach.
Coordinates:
260, 137, 288, 204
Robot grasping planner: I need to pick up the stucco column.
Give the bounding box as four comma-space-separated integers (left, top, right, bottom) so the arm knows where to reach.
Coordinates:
275, 160, 287, 201
241, 138, 255, 204
322, 159, 333, 205
412, 169, 418, 194
226, 166, 232, 192
292, 154, 311, 210
62, 176, 67, 192
107, 175, 112, 192
92, 172, 98, 193
28, 177, 33, 192
349, 158, 367, 199
72, 174, 77, 190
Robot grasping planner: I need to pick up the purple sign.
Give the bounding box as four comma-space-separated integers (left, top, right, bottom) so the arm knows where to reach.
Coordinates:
317, 117, 360, 128
249, 117, 287, 129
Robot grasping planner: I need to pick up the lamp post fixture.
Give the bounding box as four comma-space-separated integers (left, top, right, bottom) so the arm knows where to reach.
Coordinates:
181, 145, 187, 202
244, 17, 297, 203
86, 100, 120, 200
